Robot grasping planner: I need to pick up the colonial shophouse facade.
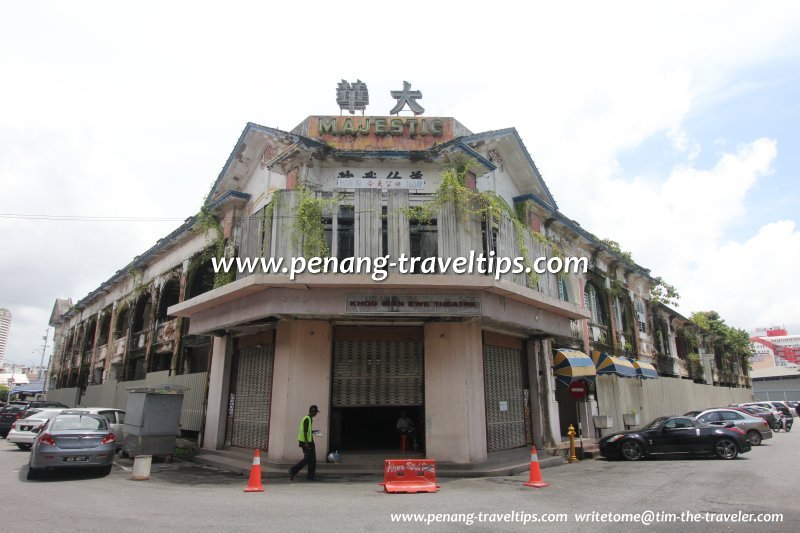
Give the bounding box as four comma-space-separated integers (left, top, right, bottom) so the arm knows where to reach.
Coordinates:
47, 84, 752, 467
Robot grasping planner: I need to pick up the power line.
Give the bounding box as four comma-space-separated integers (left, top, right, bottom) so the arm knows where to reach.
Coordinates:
0, 213, 186, 222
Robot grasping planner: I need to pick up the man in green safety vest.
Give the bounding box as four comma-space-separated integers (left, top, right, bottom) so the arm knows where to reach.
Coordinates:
289, 404, 319, 481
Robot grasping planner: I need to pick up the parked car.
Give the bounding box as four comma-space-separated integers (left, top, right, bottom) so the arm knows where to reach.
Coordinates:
599, 415, 751, 461
27, 413, 116, 479
6, 408, 66, 450
745, 401, 793, 418
61, 408, 125, 448
734, 405, 778, 431
739, 402, 783, 427
0, 401, 69, 438
688, 408, 772, 446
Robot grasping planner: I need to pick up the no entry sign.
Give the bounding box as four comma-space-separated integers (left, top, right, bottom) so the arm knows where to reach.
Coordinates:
568, 380, 589, 399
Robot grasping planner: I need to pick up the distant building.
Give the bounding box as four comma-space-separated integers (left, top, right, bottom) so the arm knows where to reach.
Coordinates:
750, 326, 800, 369
0, 308, 11, 367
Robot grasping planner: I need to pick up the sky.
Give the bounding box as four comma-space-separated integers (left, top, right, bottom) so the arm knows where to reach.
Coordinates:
1, 1, 799, 366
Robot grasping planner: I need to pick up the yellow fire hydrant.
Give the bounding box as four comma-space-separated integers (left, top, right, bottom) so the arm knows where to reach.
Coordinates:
567, 424, 578, 463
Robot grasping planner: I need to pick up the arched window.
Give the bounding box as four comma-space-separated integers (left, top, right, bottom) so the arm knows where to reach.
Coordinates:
114, 305, 130, 337
557, 276, 570, 302
583, 283, 605, 325
635, 297, 647, 334
187, 257, 215, 299
132, 293, 152, 333
157, 278, 181, 319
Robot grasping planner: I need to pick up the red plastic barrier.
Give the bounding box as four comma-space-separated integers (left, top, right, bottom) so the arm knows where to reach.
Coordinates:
380, 459, 440, 493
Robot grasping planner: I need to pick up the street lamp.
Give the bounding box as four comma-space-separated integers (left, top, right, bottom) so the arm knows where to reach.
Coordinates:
38, 330, 48, 379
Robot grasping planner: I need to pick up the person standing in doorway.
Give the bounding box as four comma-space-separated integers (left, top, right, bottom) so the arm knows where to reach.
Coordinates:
289, 405, 319, 481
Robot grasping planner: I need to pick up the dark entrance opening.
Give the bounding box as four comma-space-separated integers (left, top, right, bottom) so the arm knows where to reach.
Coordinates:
331, 405, 423, 453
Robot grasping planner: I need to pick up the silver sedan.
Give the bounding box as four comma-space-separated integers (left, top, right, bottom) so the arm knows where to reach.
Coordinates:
27, 413, 117, 480
693, 408, 773, 446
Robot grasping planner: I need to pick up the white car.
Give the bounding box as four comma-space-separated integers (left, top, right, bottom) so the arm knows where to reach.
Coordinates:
61, 408, 126, 448
7, 409, 66, 450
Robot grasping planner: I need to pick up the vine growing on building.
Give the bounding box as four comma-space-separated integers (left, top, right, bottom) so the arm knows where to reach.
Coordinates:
396, 155, 562, 286
291, 187, 333, 259
195, 205, 234, 288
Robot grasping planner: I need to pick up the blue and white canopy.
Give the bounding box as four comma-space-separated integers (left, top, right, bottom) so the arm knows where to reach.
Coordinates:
591, 351, 637, 378
553, 349, 597, 386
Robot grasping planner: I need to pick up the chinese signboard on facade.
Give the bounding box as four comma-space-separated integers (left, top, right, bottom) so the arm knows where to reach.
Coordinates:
346, 295, 481, 315
336, 170, 425, 190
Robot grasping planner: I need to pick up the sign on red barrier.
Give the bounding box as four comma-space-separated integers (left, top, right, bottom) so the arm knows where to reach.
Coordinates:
380, 459, 440, 493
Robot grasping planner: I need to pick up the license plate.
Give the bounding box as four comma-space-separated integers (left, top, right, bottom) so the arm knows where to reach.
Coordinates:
62, 456, 90, 463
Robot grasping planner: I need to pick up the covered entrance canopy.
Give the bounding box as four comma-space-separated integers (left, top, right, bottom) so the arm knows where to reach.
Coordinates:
631, 359, 658, 379
591, 351, 637, 378
553, 349, 597, 386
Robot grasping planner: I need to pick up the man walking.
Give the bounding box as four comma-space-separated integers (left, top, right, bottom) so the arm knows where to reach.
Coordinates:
289, 405, 319, 481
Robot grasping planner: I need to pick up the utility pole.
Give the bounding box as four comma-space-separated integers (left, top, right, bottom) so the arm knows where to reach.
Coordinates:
38, 329, 48, 379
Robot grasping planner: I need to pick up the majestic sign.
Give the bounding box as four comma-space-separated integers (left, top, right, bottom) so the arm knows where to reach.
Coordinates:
318, 116, 444, 137
346, 295, 481, 315
336, 79, 369, 115
390, 81, 424, 115
337, 170, 424, 190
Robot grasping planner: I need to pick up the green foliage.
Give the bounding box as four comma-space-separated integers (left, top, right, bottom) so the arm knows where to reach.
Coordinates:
690, 310, 751, 370
195, 205, 233, 288
0, 384, 8, 402
292, 187, 331, 259
601, 239, 635, 266
686, 353, 705, 380
650, 276, 680, 307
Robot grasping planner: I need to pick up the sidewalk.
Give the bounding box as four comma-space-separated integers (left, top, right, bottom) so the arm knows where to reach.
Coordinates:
189, 443, 567, 480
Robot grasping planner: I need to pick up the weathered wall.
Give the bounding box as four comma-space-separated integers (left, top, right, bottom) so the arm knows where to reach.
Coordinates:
68, 371, 208, 432
424, 321, 487, 464
595, 375, 754, 435
268, 320, 332, 463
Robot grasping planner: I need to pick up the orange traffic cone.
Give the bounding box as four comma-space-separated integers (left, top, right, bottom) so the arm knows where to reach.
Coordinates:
523, 446, 550, 488
244, 449, 265, 492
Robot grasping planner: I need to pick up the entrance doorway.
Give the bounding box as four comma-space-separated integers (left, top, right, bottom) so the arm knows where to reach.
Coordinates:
330, 327, 424, 453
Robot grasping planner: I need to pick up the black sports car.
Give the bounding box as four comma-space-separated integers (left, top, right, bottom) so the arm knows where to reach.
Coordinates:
599, 415, 751, 461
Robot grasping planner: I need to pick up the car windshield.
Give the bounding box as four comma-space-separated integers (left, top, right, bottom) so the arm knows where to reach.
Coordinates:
25, 410, 62, 421
643, 417, 670, 430
51, 415, 108, 431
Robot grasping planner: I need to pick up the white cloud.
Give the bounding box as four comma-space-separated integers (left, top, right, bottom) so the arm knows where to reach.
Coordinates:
2, 1, 800, 361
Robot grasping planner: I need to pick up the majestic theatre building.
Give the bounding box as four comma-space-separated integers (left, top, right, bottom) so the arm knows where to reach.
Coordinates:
47, 83, 751, 469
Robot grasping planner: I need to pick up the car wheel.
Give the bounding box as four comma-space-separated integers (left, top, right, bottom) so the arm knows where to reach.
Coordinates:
714, 438, 739, 459
620, 440, 644, 461
746, 430, 762, 446
15, 443, 32, 451
26, 465, 41, 480
100, 465, 113, 476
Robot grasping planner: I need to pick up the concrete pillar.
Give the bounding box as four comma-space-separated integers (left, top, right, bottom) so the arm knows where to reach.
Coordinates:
424, 321, 487, 464
202, 336, 232, 450
267, 320, 332, 463
539, 338, 561, 448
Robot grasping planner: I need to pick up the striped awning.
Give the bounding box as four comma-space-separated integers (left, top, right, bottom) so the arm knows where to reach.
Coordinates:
591, 351, 637, 378
631, 359, 659, 379
553, 349, 597, 386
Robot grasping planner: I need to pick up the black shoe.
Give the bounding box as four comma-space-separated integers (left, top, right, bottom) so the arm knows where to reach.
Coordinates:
306, 476, 317, 481
288, 469, 295, 481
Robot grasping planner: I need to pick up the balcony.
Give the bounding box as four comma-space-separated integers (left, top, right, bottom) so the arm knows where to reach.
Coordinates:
570, 320, 584, 340
155, 318, 178, 345
112, 336, 127, 363
589, 323, 609, 345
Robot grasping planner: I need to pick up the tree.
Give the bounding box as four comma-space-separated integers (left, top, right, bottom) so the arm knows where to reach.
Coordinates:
650, 276, 680, 307
0, 384, 8, 403
690, 311, 751, 372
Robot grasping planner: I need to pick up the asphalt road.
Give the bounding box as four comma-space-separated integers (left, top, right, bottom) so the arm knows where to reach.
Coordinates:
1, 427, 798, 533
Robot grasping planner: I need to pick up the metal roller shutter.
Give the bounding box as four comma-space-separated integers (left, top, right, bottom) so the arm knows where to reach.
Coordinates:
332, 340, 423, 407
231, 343, 275, 449
484, 344, 526, 451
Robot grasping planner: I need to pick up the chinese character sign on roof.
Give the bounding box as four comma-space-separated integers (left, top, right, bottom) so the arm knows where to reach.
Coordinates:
336, 79, 369, 115
390, 81, 424, 115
